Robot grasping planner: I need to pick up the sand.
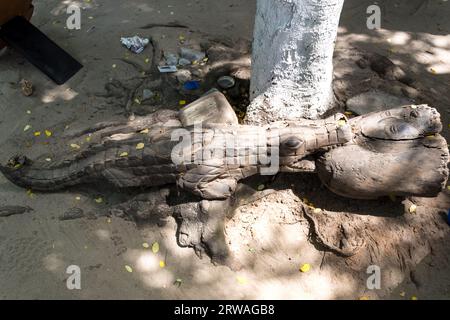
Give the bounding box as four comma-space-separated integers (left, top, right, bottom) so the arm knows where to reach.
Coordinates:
0, 0, 449, 300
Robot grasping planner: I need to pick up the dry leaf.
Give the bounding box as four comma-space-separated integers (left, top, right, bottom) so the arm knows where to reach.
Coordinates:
142, 242, 149, 249
409, 204, 417, 214
70, 143, 81, 149
136, 142, 145, 150
119, 152, 129, 157
125, 265, 133, 273
23, 125, 31, 132
300, 263, 311, 273
140, 128, 149, 134
152, 242, 160, 254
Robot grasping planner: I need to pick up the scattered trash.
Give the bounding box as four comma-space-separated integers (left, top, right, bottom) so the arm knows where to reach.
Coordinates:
180, 47, 205, 62
165, 53, 179, 66
158, 65, 177, 73
125, 265, 133, 273
183, 80, 200, 90
59, 207, 84, 221
20, 79, 33, 96
136, 142, 145, 150
120, 36, 150, 54
178, 58, 191, 66
447, 209, 450, 226
152, 242, 160, 254
300, 263, 311, 273
0, 205, 33, 217
217, 76, 235, 89
142, 89, 155, 100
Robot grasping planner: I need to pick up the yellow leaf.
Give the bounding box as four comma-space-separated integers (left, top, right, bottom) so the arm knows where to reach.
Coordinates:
136, 142, 145, 150
95, 197, 103, 204
125, 265, 133, 273
337, 119, 347, 127
140, 128, 149, 134
300, 263, 311, 273
159, 260, 166, 268
236, 276, 247, 285
34, 131, 41, 136
409, 204, 417, 214
430, 68, 437, 74
179, 100, 186, 106
45, 130, 52, 137
152, 242, 160, 254
344, 111, 353, 116
411, 296, 418, 300
119, 152, 129, 157
142, 242, 149, 249
179, 35, 185, 41
313, 208, 322, 214
70, 143, 81, 149
134, 98, 141, 105
24, 125, 31, 132
86, 136, 91, 142
359, 296, 369, 300
145, 58, 150, 64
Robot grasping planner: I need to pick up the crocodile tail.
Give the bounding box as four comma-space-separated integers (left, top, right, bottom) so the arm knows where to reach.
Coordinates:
0, 155, 90, 191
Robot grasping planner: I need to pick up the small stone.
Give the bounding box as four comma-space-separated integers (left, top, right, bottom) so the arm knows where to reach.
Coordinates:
175, 69, 192, 84
20, 79, 34, 96
59, 207, 84, 221
142, 89, 155, 100
180, 47, 205, 63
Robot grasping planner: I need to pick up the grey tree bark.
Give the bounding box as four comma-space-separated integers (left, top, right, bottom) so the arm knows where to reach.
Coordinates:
246, 0, 345, 125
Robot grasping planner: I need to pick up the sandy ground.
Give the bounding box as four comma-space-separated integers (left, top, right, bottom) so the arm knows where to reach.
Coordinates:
0, 0, 449, 300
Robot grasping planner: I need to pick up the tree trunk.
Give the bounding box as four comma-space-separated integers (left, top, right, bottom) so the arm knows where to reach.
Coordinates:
246, 0, 344, 125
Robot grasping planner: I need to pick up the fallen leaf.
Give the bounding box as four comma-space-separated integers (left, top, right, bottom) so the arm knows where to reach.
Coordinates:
45, 158, 52, 162
409, 204, 417, 214
145, 58, 150, 64
119, 152, 129, 157
142, 242, 149, 249
125, 265, 133, 273
26, 110, 31, 114
313, 208, 322, 214
152, 242, 160, 254
95, 197, 103, 204
337, 119, 347, 126
159, 260, 166, 268
70, 143, 81, 149
26, 189, 35, 198
34, 131, 41, 136
236, 276, 247, 285
430, 68, 437, 74
112, 64, 117, 68
174, 278, 183, 287
359, 296, 369, 300
400, 291, 406, 297
86, 136, 91, 142
140, 128, 149, 134
134, 98, 141, 105
257, 184, 265, 191
107, 218, 111, 223
300, 263, 311, 273
179, 100, 186, 106
45, 130, 52, 137
24, 125, 31, 132
75, 196, 81, 201
136, 142, 145, 150
411, 296, 418, 300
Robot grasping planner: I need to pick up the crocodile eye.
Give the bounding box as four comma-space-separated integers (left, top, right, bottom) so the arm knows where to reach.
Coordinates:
282, 137, 303, 150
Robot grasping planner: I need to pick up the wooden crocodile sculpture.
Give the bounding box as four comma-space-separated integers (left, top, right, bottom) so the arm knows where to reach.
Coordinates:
1, 91, 448, 267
